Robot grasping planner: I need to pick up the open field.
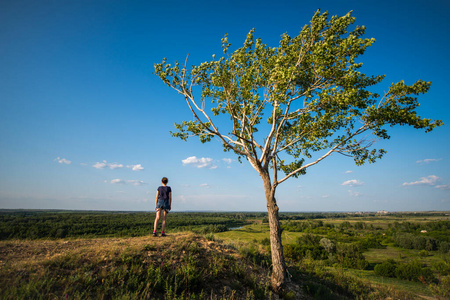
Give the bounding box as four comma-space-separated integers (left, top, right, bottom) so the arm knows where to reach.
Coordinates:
0, 210, 449, 299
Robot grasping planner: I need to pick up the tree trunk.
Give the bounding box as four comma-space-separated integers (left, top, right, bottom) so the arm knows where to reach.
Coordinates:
262, 173, 288, 292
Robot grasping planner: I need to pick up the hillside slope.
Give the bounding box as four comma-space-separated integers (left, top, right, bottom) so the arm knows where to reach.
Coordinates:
0, 233, 307, 299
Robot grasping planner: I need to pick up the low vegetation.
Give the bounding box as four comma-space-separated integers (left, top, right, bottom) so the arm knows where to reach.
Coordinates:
0, 210, 449, 299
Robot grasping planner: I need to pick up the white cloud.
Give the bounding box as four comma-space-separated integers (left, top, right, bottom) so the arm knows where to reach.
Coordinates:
182, 156, 216, 169
342, 179, 364, 187
108, 162, 124, 169
55, 157, 71, 164
223, 158, 233, 168
416, 158, 442, 164
402, 175, 440, 187
223, 158, 233, 164
93, 160, 124, 170
127, 164, 144, 171
345, 170, 353, 174
200, 183, 211, 189
435, 185, 450, 190
93, 161, 108, 169
110, 179, 126, 184
127, 180, 146, 186
348, 190, 361, 197
109, 179, 147, 186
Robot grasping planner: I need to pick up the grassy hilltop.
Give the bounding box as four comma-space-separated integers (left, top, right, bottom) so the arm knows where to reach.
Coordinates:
0, 211, 449, 299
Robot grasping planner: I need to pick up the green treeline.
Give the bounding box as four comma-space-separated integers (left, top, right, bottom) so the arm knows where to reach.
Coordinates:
0, 210, 248, 240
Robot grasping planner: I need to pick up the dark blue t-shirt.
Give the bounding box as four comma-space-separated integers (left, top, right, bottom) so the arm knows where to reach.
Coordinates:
157, 186, 171, 201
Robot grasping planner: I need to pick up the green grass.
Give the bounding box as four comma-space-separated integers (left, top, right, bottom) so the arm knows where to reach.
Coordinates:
216, 223, 270, 243
364, 246, 447, 267
364, 246, 406, 263
216, 223, 305, 245
347, 269, 434, 297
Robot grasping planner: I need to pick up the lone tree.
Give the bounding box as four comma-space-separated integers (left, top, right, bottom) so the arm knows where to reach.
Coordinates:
155, 10, 442, 291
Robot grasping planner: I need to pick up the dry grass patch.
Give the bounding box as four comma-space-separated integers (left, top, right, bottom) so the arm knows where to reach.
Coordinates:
0, 233, 293, 299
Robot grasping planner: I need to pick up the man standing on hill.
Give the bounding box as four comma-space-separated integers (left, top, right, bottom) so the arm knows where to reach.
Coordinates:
153, 177, 172, 237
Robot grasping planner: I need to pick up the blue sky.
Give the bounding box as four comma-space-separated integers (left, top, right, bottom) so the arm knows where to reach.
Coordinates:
1, 0, 449, 212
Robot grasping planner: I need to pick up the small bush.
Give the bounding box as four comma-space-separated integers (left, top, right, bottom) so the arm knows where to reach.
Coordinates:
432, 260, 450, 276
320, 238, 336, 254
205, 233, 215, 241
336, 243, 369, 270
429, 275, 450, 299
396, 260, 435, 282
374, 259, 397, 277
375, 259, 435, 282
359, 235, 384, 250
439, 241, 450, 253
239, 245, 271, 268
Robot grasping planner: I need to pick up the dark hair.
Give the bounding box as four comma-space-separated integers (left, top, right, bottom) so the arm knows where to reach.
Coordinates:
161, 177, 168, 184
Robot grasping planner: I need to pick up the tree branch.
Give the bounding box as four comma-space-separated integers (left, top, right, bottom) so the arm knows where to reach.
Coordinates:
276, 124, 369, 185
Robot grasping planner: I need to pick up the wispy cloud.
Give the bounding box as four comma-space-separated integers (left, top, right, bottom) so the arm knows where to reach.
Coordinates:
348, 190, 361, 197
110, 179, 126, 184
93, 161, 144, 171
402, 175, 440, 186
403, 176, 450, 191
182, 156, 217, 169
345, 170, 353, 174
108, 179, 147, 186
435, 185, 450, 190
127, 164, 144, 171
200, 183, 211, 189
108, 163, 124, 169
127, 180, 146, 186
416, 158, 442, 164
55, 157, 71, 164
93, 161, 108, 169
342, 179, 364, 187
93, 160, 124, 170
222, 158, 233, 164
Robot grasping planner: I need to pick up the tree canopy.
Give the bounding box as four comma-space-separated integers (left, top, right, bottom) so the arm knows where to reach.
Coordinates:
155, 10, 442, 186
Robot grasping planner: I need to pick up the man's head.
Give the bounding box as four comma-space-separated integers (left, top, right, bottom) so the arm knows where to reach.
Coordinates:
161, 177, 169, 184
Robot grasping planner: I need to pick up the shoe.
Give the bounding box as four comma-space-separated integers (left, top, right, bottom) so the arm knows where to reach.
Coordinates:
161, 232, 166, 237
153, 232, 157, 237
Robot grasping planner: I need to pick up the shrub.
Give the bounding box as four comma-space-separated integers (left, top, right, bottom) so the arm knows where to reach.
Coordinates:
429, 275, 450, 299
395, 260, 435, 282
194, 224, 228, 234
239, 245, 271, 268
284, 244, 326, 261
336, 243, 369, 270
439, 241, 450, 253
374, 259, 397, 277
432, 260, 450, 276
359, 235, 384, 250
319, 238, 336, 254
393, 232, 438, 251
